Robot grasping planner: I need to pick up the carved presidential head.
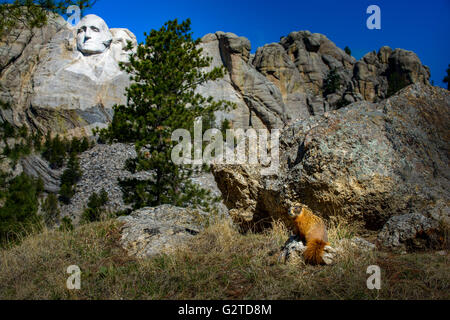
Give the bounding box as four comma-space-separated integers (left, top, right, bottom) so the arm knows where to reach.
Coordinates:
110, 28, 137, 63
76, 15, 112, 55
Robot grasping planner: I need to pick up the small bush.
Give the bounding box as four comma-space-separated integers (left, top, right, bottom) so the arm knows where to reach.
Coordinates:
81, 189, 109, 223
323, 68, 342, 96
344, 46, 352, 56
59, 153, 82, 204
59, 217, 74, 232
42, 194, 60, 227
0, 173, 44, 244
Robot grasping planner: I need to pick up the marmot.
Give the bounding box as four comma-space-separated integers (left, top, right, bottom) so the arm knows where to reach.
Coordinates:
288, 206, 335, 265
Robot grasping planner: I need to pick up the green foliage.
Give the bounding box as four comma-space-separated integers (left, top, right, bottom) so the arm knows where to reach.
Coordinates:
0, 0, 95, 37
42, 193, 60, 226
42, 133, 66, 169
81, 188, 108, 223
41, 133, 91, 169
0, 124, 44, 167
0, 173, 43, 243
443, 64, 450, 90
0, 0, 96, 76
387, 71, 409, 97
344, 46, 352, 56
59, 216, 74, 232
59, 153, 82, 204
323, 68, 342, 96
96, 19, 231, 210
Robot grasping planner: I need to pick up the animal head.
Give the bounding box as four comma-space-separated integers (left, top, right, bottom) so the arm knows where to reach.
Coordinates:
288, 205, 304, 218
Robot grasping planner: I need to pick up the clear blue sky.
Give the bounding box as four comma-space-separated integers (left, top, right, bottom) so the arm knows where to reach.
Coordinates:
78, 0, 449, 87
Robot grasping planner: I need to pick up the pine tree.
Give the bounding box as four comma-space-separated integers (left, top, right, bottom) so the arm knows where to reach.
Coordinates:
0, 174, 43, 243
81, 188, 108, 223
98, 19, 231, 210
323, 68, 342, 96
42, 193, 60, 226
443, 64, 450, 90
344, 46, 351, 56
59, 152, 82, 204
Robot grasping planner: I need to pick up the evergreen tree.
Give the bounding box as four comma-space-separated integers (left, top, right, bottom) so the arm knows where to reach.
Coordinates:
443, 64, 450, 90
97, 19, 231, 210
344, 46, 351, 56
81, 188, 108, 223
42, 193, 60, 226
59, 152, 82, 204
0, 174, 43, 243
323, 68, 342, 96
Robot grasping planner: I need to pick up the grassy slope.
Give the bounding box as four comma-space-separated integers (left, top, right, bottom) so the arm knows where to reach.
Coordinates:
0, 218, 448, 300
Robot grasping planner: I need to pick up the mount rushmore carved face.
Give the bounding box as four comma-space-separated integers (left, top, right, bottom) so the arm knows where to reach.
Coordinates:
110, 29, 137, 63
76, 15, 113, 55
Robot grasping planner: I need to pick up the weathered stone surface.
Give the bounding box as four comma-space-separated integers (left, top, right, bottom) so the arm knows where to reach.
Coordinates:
377, 212, 442, 251
216, 31, 287, 129
117, 205, 207, 258
21, 155, 62, 193
60, 143, 227, 222
1, 14, 432, 135
28, 15, 137, 136
353, 47, 430, 102
211, 84, 449, 249
0, 14, 136, 137
0, 12, 67, 127
198, 31, 431, 129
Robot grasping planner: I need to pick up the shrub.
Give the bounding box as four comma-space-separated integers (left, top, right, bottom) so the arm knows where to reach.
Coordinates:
59, 153, 82, 204
81, 189, 109, 223
323, 68, 342, 96
42, 193, 60, 227
344, 46, 351, 56
59, 216, 74, 232
0, 173, 43, 244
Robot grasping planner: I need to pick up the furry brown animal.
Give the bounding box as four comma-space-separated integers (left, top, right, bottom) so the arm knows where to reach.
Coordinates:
288, 206, 335, 265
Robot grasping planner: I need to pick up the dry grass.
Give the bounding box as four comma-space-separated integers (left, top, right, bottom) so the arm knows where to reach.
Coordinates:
0, 217, 448, 300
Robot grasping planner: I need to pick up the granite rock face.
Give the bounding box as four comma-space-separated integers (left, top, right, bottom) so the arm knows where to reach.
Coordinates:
0, 14, 136, 137
211, 84, 450, 250
117, 205, 207, 258
1, 14, 431, 134
21, 155, 62, 193
59, 143, 227, 222
198, 31, 431, 130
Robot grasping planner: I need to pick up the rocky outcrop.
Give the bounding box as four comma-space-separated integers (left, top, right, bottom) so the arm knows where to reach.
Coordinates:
21, 155, 62, 193
199, 31, 430, 130
1, 13, 431, 135
353, 47, 430, 102
211, 84, 450, 250
60, 143, 227, 222
117, 205, 207, 258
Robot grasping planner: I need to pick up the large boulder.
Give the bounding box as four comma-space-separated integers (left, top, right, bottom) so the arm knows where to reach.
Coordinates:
117, 205, 208, 258
211, 84, 449, 250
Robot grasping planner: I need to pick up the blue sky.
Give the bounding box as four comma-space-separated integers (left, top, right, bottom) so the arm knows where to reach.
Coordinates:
78, 0, 449, 87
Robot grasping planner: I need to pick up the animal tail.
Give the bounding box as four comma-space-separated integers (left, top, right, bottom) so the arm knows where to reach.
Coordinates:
304, 239, 329, 265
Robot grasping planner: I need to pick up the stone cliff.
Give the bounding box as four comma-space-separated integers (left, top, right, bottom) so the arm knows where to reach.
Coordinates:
0, 14, 431, 135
